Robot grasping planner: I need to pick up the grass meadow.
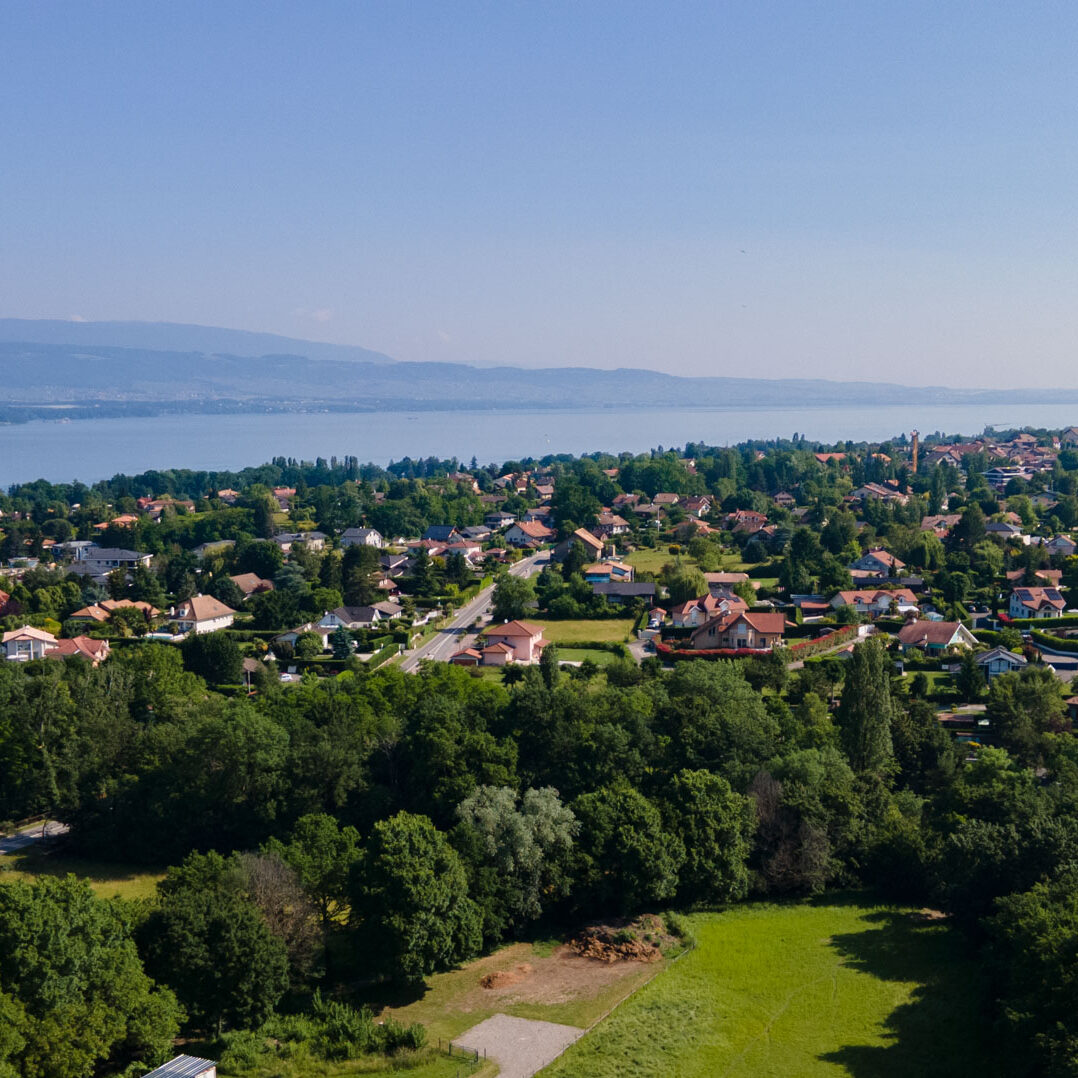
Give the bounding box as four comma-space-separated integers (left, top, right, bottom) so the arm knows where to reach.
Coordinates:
534, 619, 635, 644
540, 898, 1002, 1078
0, 848, 164, 901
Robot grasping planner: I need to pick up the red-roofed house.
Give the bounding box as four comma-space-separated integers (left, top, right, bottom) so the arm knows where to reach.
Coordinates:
689, 611, 785, 651
504, 521, 555, 548
46, 636, 111, 665
896, 620, 976, 652
830, 589, 919, 618
1009, 587, 1066, 619
482, 620, 548, 663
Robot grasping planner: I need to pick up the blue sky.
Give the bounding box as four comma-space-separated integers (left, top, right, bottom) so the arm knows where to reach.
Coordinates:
3, 2, 1076, 385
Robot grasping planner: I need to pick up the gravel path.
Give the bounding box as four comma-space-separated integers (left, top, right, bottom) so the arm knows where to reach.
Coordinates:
455, 1013, 584, 1078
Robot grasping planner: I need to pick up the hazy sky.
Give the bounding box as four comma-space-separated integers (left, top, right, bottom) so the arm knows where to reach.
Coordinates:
3, 2, 1077, 385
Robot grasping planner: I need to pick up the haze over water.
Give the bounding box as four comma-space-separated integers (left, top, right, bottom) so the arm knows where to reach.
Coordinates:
4, 402, 1078, 487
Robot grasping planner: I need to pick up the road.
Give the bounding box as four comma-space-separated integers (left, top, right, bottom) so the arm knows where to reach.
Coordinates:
397, 551, 548, 673
0, 820, 69, 856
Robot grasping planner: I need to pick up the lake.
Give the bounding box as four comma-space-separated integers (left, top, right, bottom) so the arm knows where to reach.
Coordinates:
3, 402, 1078, 486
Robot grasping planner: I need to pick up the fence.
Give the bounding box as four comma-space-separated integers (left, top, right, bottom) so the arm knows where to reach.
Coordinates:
437, 1038, 485, 1063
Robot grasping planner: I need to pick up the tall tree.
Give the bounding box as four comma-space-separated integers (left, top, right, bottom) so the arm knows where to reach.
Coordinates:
836, 637, 895, 773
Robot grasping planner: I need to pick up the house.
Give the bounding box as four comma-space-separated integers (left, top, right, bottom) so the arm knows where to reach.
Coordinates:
2, 626, 59, 661
896, 620, 977, 652
522, 507, 554, 525
1046, 535, 1077, 557
69, 547, 153, 578
229, 572, 275, 599
921, 514, 961, 537
460, 525, 492, 542
482, 620, 547, 663
814, 452, 846, 464
340, 527, 385, 549
319, 602, 402, 630
1067, 695, 1078, 723
0, 589, 19, 618
704, 572, 750, 595
726, 510, 769, 533
689, 611, 785, 651
553, 528, 605, 563
171, 594, 237, 635
69, 599, 160, 624
93, 513, 140, 530
272, 487, 296, 510
274, 621, 333, 650
653, 493, 680, 507
273, 531, 327, 553
593, 513, 630, 538
830, 589, 919, 619
592, 581, 657, 604
975, 647, 1028, 681
141, 1057, 217, 1078
1061, 426, 1078, 448
773, 491, 797, 508
380, 553, 410, 577
504, 521, 555, 548
584, 561, 635, 583
450, 647, 483, 666
485, 511, 517, 530
423, 525, 462, 544
849, 548, 906, 577
670, 591, 746, 628
683, 496, 712, 518
985, 521, 1024, 541
45, 636, 111, 666
850, 483, 909, 505
216, 488, 240, 504
1009, 587, 1066, 619
480, 641, 516, 666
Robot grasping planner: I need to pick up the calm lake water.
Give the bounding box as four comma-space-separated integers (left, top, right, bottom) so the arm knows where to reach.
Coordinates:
3, 402, 1078, 486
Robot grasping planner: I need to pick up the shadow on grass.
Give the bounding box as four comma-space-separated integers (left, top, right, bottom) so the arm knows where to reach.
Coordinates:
819, 909, 1013, 1078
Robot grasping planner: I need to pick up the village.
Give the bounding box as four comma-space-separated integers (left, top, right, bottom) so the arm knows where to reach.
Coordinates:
3, 425, 1078, 745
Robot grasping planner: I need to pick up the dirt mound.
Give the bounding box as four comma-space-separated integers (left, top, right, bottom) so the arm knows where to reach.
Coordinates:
480, 962, 533, 989
570, 916, 669, 963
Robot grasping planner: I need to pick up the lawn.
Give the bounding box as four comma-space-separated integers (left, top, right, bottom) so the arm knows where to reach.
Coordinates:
535, 619, 635, 644
624, 549, 694, 575
540, 898, 1003, 1078
216, 1052, 479, 1078
0, 848, 165, 901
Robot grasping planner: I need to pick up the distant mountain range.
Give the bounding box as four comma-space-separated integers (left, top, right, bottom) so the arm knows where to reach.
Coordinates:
1, 318, 1077, 421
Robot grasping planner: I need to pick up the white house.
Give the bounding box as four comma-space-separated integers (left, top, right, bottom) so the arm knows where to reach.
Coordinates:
171, 594, 237, 635
896, 620, 977, 652
848, 548, 906, 577
1046, 535, 1077, 557
830, 589, 919, 618
2, 625, 58, 661
340, 527, 385, 549
482, 620, 548, 662
1008, 587, 1066, 620
273, 531, 327, 553
504, 521, 555, 548
975, 646, 1028, 681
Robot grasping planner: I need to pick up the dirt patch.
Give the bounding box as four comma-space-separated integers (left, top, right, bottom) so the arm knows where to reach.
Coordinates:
569, 913, 675, 963
481, 962, 533, 989
914, 907, 949, 922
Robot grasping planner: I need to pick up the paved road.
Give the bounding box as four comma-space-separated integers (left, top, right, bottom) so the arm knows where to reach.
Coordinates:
0, 820, 69, 856
398, 552, 548, 673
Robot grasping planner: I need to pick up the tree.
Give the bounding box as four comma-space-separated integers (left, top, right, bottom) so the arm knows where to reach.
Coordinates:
140, 854, 290, 1034
350, 812, 481, 983
836, 637, 894, 774
0, 876, 182, 1078
986, 666, 1069, 766
661, 769, 754, 907
491, 573, 536, 622
539, 641, 561, 690
452, 786, 578, 944
955, 649, 985, 703
265, 813, 361, 927
570, 786, 682, 914
409, 547, 435, 597
295, 631, 324, 659
664, 564, 707, 604
181, 629, 242, 684
331, 625, 353, 660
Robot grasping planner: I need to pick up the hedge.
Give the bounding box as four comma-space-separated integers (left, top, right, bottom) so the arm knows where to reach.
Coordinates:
654, 625, 859, 663
367, 641, 401, 669
1000, 613, 1078, 629
555, 641, 631, 658
1030, 629, 1078, 653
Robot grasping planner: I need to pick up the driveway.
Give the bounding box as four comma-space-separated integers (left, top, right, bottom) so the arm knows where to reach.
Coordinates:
455, 1013, 584, 1078
397, 552, 547, 673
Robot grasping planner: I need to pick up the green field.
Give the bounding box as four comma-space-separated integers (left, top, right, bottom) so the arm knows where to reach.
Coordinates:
217, 1053, 478, 1078
535, 619, 635, 644
624, 549, 693, 575
540, 899, 1000, 1078
0, 848, 164, 901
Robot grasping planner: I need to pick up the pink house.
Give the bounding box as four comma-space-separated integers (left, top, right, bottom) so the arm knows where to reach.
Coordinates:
482, 620, 548, 663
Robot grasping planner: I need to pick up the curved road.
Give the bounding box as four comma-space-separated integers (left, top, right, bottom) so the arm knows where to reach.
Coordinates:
398, 551, 548, 673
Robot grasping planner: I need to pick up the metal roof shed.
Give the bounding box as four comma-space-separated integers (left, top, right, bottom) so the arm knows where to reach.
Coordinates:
141, 1057, 216, 1078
